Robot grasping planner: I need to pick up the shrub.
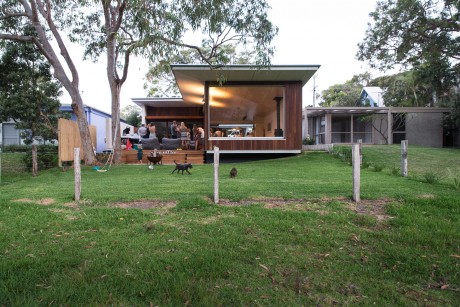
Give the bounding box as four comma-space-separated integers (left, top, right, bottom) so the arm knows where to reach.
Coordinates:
22, 145, 58, 170
423, 171, 442, 184
372, 163, 385, 172
447, 169, 460, 190
2, 144, 31, 153
330, 146, 352, 164
390, 164, 400, 176
361, 156, 371, 169
302, 137, 315, 145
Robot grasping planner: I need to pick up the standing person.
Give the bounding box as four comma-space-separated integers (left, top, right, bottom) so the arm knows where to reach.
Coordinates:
179, 122, 189, 148
195, 127, 205, 150
137, 144, 143, 164
170, 120, 177, 138
138, 124, 147, 139
148, 122, 156, 138
191, 124, 198, 141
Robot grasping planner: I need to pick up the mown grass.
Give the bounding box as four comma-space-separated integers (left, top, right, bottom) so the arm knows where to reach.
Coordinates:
0, 148, 459, 305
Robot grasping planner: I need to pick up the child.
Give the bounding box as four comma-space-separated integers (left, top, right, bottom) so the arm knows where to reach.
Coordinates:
137, 144, 143, 164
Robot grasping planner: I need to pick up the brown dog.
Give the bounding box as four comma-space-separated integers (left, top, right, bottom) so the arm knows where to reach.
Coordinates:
230, 167, 237, 178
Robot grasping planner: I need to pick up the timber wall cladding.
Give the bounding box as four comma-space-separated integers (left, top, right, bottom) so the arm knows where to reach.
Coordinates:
146, 107, 204, 119
58, 118, 96, 163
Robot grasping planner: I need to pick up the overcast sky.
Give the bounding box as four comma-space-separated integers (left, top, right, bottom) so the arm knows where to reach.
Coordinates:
65, 0, 380, 113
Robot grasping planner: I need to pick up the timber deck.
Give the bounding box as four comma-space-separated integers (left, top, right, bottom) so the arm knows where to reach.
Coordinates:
121, 149, 205, 165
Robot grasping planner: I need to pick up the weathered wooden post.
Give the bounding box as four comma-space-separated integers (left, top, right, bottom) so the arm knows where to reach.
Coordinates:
401, 140, 408, 177
352, 144, 360, 202
0, 147, 2, 185
32, 145, 38, 177
74, 148, 81, 202
213, 146, 219, 204
358, 139, 363, 166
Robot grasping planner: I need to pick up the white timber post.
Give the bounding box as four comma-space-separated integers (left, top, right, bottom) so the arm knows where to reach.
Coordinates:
74, 148, 81, 202
401, 140, 408, 177
352, 144, 361, 203
0, 147, 2, 185
213, 146, 219, 204
358, 139, 363, 166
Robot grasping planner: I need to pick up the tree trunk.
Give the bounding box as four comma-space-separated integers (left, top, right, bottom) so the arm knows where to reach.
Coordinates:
71, 93, 97, 165
32, 145, 38, 177
110, 84, 122, 163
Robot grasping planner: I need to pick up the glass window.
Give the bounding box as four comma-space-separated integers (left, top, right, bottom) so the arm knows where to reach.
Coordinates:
209, 85, 285, 138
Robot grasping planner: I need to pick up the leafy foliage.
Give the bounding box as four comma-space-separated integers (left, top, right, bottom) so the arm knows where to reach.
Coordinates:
120, 104, 142, 127
144, 44, 256, 97
320, 73, 371, 107
0, 39, 65, 144
358, 0, 460, 108
22, 145, 59, 170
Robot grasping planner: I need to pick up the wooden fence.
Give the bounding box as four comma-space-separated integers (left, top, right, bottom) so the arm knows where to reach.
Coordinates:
58, 118, 96, 166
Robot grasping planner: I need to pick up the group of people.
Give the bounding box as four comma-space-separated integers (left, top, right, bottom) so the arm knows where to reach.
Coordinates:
169, 120, 204, 150
137, 122, 156, 139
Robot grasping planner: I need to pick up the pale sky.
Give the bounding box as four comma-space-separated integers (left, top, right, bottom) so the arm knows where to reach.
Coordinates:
65, 0, 380, 113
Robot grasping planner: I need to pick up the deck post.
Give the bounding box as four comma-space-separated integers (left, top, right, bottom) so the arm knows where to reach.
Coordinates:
74, 148, 81, 202
213, 146, 219, 204
401, 140, 408, 177
352, 144, 360, 203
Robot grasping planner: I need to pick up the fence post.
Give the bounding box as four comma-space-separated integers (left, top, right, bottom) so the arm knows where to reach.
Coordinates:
213, 146, 219, 204
74, 148, 81, 202
32, 145, 38, 177
401, 140, 408, 177
358, 139, 363, 166
0, 147, 2, 185
352, 144, 361, 203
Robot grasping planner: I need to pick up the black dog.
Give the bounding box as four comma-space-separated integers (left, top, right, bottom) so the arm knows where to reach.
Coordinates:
171, 160, 193, 175
230, 167, 237, 178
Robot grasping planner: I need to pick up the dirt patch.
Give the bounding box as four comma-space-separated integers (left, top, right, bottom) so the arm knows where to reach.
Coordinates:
110, 200, 177, 210
12, 198, 55, 205
417, 194, 436, 199
218, 197, 396, 222
347, 198, 395, 222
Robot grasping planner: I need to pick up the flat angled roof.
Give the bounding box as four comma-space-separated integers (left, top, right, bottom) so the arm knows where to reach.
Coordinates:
171, 64, 320, 105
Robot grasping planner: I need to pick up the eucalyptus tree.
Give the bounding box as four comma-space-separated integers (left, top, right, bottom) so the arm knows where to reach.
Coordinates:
1, 0, 277, 163
72, 0, 277, 162
357, 0, 460, 106
0, 0, 98, 164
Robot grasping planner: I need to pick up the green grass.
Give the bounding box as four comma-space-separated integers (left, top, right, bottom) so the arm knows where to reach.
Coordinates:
0, 147, 459, 305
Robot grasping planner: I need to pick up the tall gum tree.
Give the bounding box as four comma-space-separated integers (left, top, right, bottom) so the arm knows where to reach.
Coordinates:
72, 0, 278, 163
0, 0, 97, 164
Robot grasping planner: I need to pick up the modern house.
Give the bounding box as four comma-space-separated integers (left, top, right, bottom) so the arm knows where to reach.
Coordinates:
132, 64, 320, 161
303, 106, 459, 147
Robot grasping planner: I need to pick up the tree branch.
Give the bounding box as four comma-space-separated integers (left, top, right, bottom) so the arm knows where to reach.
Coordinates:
0, 11, 29, 20
35, 0, 80, 88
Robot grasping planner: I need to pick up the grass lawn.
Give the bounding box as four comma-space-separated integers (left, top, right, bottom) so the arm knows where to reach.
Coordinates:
0, 146, 459, 305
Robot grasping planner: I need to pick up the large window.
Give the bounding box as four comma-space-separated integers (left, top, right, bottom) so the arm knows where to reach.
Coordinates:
331, 114, 373, 144
208, 85, 285, 138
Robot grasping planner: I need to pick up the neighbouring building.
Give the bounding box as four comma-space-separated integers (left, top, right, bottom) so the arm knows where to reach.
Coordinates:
303, 106, 460, 147
359, 87, 385, 107
1, 105, 133, 153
